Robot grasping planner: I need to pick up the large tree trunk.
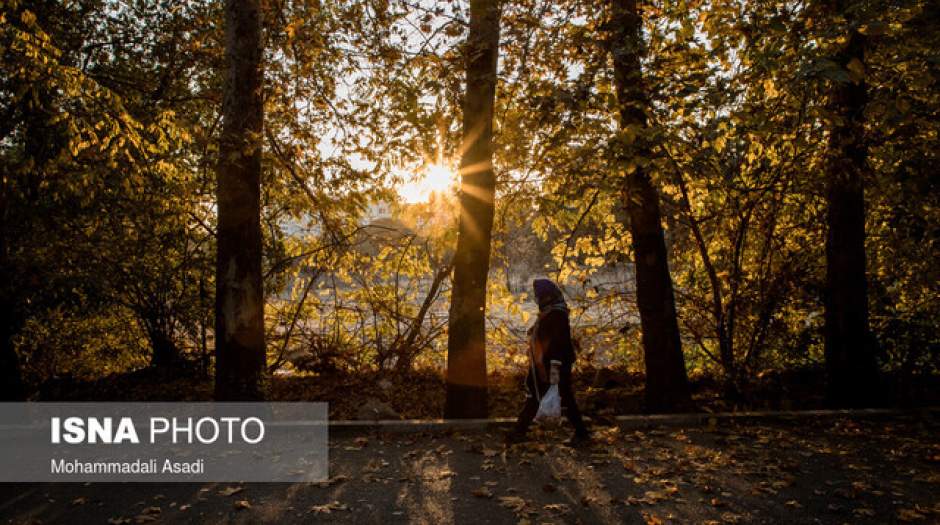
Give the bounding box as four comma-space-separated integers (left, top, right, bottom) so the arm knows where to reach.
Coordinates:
823, 24, 880, 408
214, 0, 266, 401
0, 73, 60, 401
444, 0, 501, 419
0, 188, 25, 401
609, 0, 691, 413
1, 131, 24, 400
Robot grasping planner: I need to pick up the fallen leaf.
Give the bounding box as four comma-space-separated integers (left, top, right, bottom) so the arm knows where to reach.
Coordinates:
310, 501, 349, 514
316, 474, 349, 488
234, 500, 251, 510
898, 508, 926, 522
218, 486, 244, 497
498, 496, 527, 513
472, 486, 493, 498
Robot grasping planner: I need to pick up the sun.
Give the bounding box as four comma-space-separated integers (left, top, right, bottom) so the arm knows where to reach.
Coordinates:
398, 163, 458, 204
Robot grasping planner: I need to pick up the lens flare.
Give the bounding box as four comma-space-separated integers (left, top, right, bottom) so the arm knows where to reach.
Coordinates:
398, 163, 457, 204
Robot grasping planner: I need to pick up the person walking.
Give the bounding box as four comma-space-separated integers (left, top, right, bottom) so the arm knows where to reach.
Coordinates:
506, 278, 590, 445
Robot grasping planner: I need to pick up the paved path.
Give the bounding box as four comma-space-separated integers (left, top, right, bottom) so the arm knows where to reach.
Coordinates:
1, 413, 938, 524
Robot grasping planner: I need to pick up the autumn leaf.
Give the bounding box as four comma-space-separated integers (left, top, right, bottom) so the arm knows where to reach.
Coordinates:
845, 58, 865, 82
310, 501, 349, 514
316, 474, 349, 488
218, 486, 244, 497
472, 486, 494, 498
897, 508, 926, 522
544, 503, 570, 514
132, 507, 160, 524
498, 495, 528, 513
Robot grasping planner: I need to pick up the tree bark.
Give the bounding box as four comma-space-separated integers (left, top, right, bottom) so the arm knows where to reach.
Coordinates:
214, 0, 266, 401
0, 183, 25, 401
0, 75, 58, 401
444, 0, 501, 419
609, 0, 692, 412
823, 23, 880, 408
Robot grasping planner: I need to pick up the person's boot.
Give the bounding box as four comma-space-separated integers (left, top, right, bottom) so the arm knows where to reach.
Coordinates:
562, 430, 591, 448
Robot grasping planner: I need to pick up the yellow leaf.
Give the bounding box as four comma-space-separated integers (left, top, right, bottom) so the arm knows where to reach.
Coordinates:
897, 508, 925, 522
846, 58, 865, 82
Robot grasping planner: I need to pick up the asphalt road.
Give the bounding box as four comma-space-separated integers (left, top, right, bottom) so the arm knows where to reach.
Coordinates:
1, 414, 938, 524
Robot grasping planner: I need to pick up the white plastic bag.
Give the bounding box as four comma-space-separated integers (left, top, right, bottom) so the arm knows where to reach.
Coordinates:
534, 384, 562, 420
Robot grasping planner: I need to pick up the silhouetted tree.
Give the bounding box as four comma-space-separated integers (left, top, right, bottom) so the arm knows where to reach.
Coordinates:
822, 3, 880, 407
214, 0, 266, 400
608, 0, 692, 412
444, 0, 502, 418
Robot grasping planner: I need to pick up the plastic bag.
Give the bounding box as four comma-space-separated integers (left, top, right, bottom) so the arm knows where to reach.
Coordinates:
534, 384, 562, 420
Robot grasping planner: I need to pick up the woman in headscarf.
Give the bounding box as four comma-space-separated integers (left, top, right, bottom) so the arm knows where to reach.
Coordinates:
507, 278, 590, 445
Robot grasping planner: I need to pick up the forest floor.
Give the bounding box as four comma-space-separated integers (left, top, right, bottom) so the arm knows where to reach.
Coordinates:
1, 414, 938, 524
38, 365, 940, 420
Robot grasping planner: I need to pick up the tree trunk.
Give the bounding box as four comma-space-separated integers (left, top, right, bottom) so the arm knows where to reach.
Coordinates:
0, 75, 59, 401
823, 25, 880, 408
609, 0, 691, 413
444, 0, 501, 419
0, 196, 25, 401
214, 0, 266, 401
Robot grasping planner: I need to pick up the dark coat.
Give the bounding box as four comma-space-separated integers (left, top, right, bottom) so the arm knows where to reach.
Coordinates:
528, 309, 576, 389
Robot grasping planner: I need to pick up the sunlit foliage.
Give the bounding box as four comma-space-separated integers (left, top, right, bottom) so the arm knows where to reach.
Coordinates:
2, 0, 936, 393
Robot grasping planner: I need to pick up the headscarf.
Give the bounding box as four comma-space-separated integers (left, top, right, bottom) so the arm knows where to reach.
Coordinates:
532, 278, 568, 315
